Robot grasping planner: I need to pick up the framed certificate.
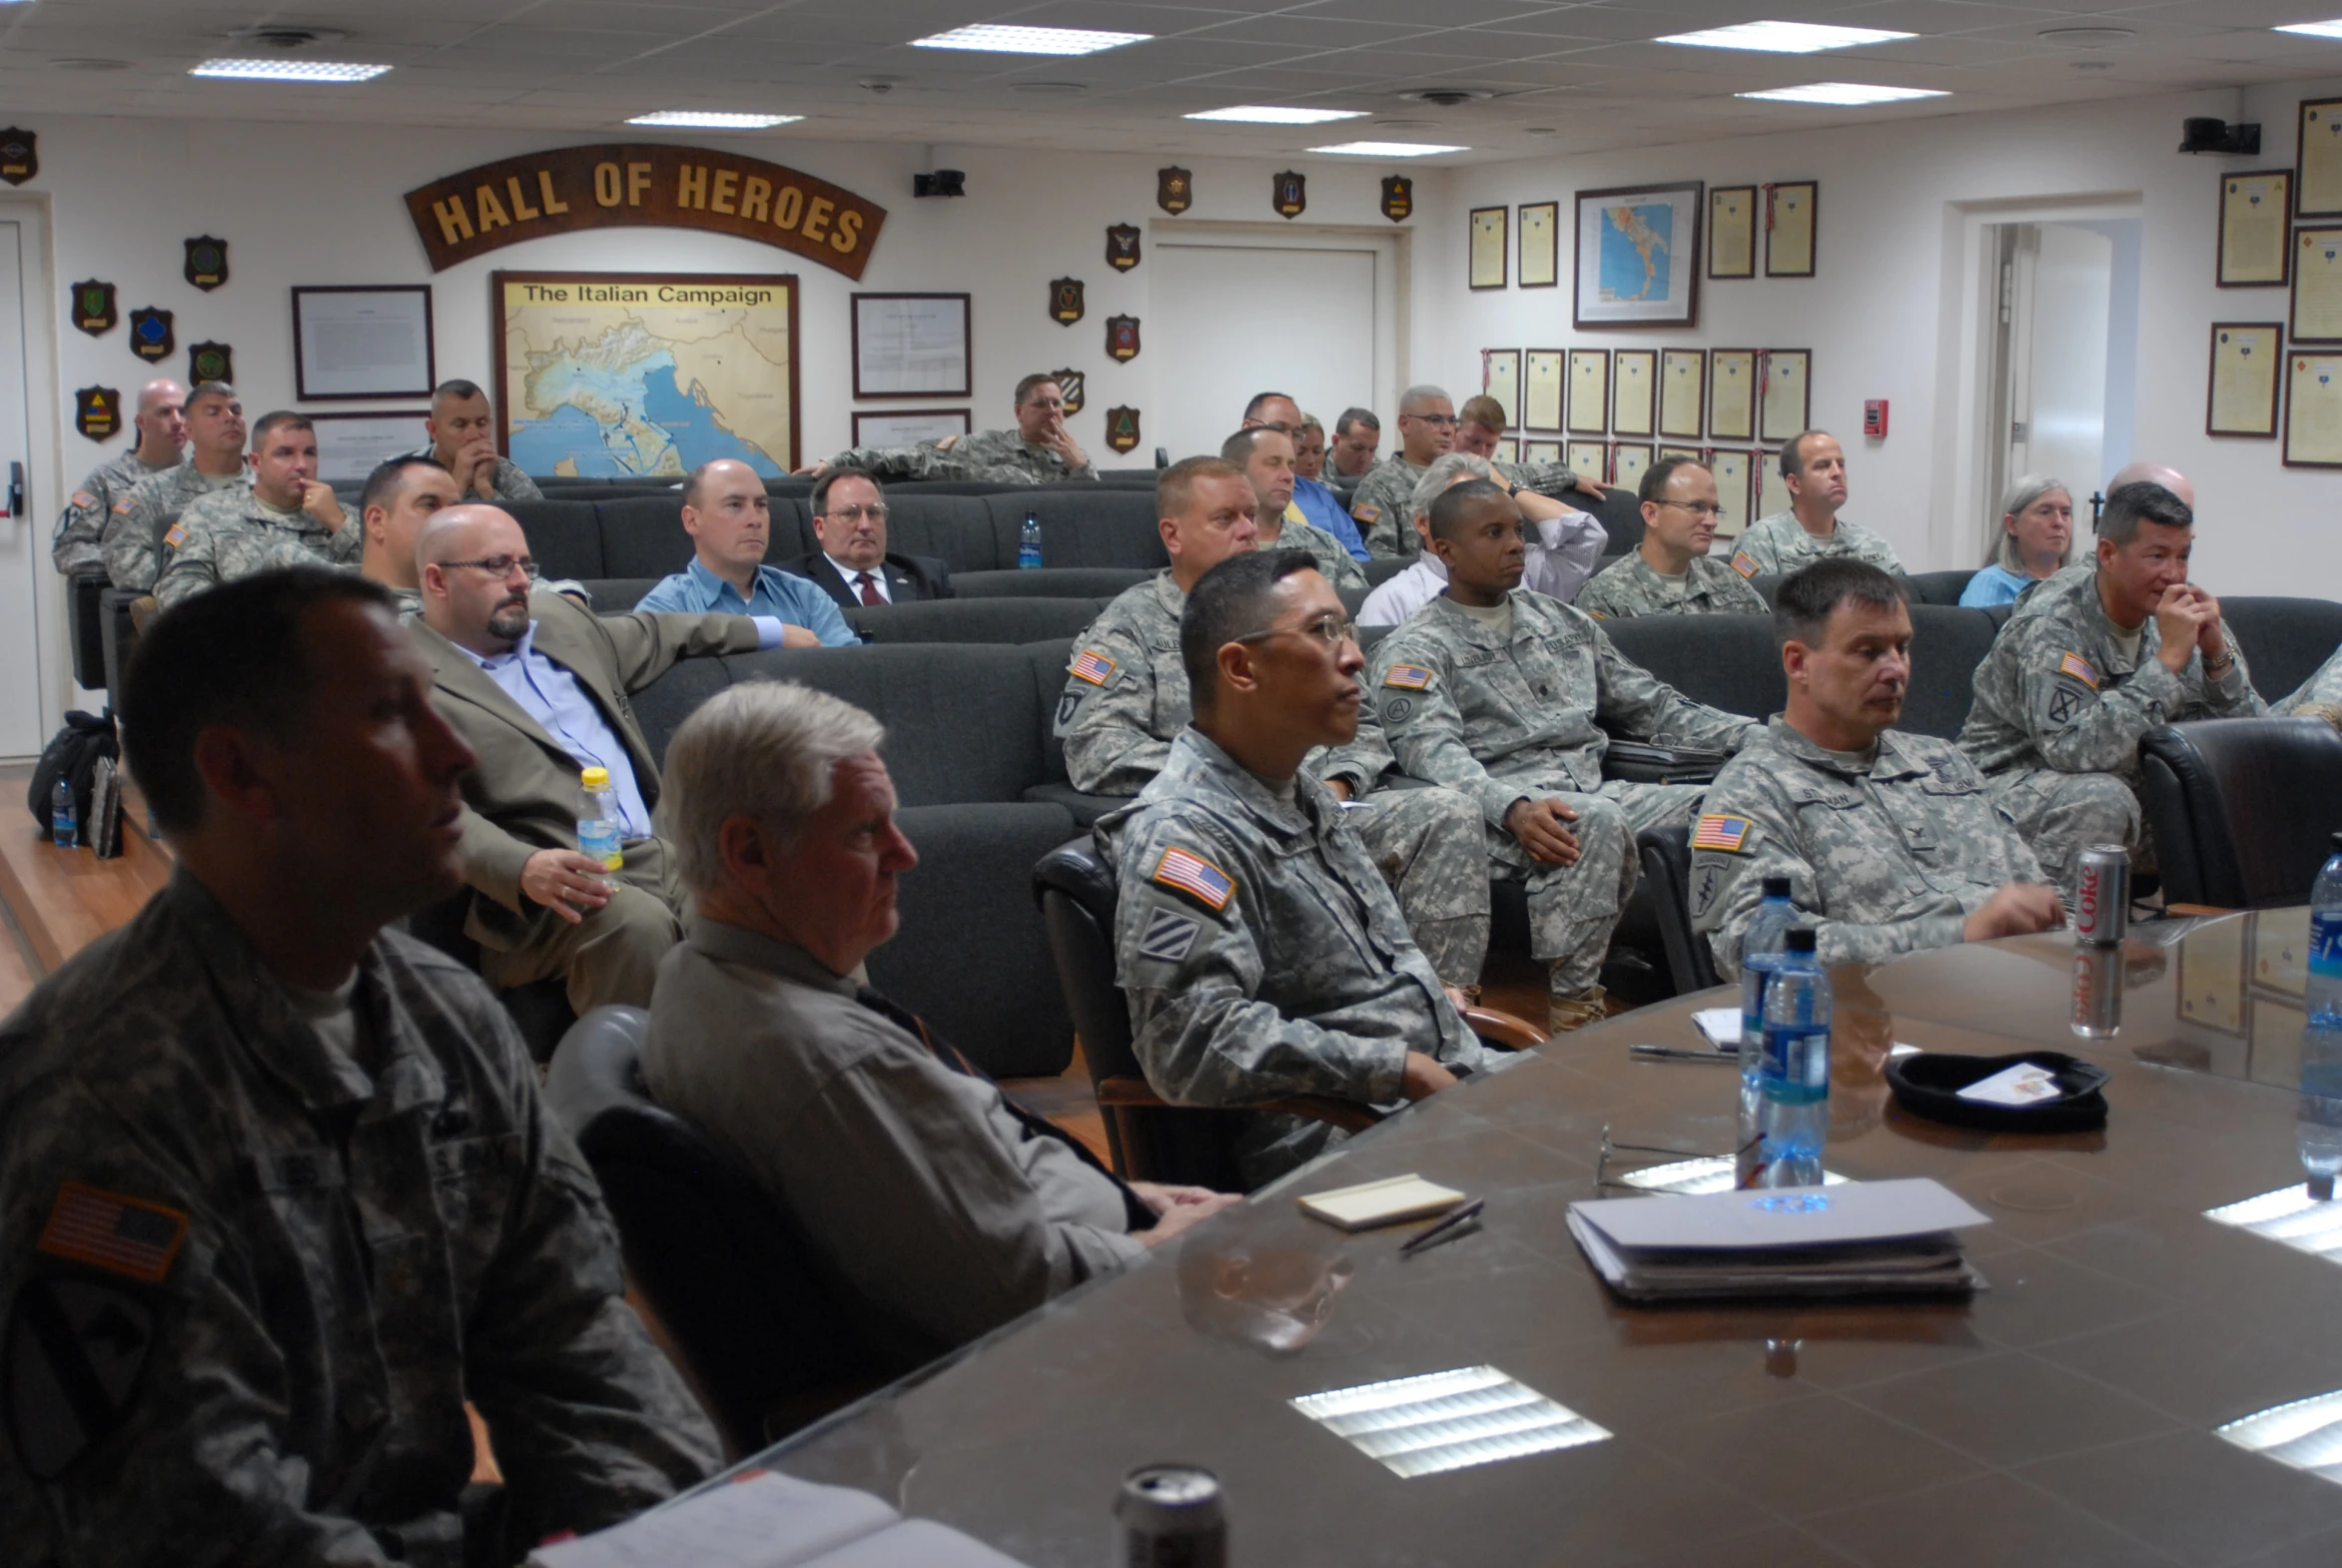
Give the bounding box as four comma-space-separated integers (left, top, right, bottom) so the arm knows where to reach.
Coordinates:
1764, 182, 1818, 279
2292, 230, 2342, 343
1658, 444, 1702, 462
1469, 207, 1508, 290
852, 407, 971, 447
1521, 439, 1562, 465
1612, 442, 1654, 495
1659, 349, 1706, 439
2207, 324, 2282, 437
1482, 349, 1521, 426
1759, 349, 1812, 442
1565, 440, 1609, 483
1574, 181, 1702, 329
1523, 349, 1564, 431
306, 409, 430, 480
1709, 349, 1757, 440
2219, 170, 2292, 287
1709, 447, 1754, 538
1566, 349, 1609, 433
1758, 451, 1794, 519
2299, 99, 2342, 218
851, 293, 972, 398
2284, 351, 2342, 466
1518, 202, 1559, 289
292, 286, 435, 400
1494, 436, 1519, 464
1612, 349, 1657, 436
1709, 187, 1757, 279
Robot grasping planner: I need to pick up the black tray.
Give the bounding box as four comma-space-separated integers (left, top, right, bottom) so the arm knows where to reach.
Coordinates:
1884, 1050, 2110, 1134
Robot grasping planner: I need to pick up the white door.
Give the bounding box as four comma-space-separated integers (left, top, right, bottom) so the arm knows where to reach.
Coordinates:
2005, 222, 2112, 507
0, 221, 42, 757
1151, 237, 1386, 463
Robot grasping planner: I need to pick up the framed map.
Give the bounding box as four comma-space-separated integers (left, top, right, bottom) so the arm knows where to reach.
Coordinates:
494, 270, 800, 477
1574, 181, 1702, 330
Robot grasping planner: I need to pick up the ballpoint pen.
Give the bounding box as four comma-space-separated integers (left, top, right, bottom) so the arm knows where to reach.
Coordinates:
1400, 1196, 1485, 1257
1630, 1043, 1738, 1063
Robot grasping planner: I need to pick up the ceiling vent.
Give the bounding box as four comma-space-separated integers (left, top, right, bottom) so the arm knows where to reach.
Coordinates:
225, 25, 350, 50
1396, 87, 1493, 108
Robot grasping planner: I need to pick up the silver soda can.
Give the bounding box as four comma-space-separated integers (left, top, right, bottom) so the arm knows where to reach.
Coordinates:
2074, 844, 2129, 947
2069, 943, 2122, 1039
1118, 1465, 1226, 1568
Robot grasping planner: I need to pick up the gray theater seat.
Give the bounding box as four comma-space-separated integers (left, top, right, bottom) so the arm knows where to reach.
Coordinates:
846, 597, 1106, 645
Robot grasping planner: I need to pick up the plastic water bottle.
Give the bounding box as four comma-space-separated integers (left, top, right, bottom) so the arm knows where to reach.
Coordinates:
576, 766, 623, 873
1018, 511, 1043, 569
2299, 835, 2342, 1197
1738, 875, 1799, 1081
49, 778, 77, 850
1758, 928, 1831, 1188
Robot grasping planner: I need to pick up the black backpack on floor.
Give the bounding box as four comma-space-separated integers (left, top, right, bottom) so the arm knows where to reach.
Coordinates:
28, 710, 119, 842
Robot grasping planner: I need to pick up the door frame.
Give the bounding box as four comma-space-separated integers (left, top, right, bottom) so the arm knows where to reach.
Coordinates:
0, 193, 68, 751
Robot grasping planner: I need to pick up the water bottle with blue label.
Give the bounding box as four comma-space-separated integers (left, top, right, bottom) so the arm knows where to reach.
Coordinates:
1758, 928, 1830, 1189
50, 778, 77, 851
576, 766, 623, 873
2300, 834, 2342, 1196
1018, 511, 1043, 569
1738, 875, 1798, 1078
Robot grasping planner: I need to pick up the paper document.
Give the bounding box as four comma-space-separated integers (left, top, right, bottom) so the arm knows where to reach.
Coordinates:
1692, 1008, 1741, 1051
1571, 1177, 1988, 1252
530, 1471, 1030, 1568
1300, 1173, 1466, 1230
1957, 1063, 2064, 1107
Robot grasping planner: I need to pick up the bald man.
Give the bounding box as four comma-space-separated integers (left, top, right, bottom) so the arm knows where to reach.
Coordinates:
52, 378, 186, 572
2106, 460, 2194, 511
638, 457, 851, 645
409, 504, 797, 1014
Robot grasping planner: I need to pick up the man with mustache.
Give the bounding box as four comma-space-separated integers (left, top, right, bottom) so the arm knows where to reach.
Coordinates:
637, 458, 853, 642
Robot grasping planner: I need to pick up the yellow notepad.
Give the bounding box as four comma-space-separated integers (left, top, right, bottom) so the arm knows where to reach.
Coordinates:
1298, 1174, 1467, 1230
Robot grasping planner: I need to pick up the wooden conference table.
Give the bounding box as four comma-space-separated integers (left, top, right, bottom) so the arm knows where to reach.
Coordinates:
752, 911, 2342, 1567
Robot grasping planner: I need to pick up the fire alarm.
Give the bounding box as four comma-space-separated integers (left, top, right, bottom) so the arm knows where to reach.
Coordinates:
1864, 398, 1889, 438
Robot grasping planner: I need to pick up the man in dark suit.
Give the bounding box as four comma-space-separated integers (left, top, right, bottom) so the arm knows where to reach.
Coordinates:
782, 466, 953, 607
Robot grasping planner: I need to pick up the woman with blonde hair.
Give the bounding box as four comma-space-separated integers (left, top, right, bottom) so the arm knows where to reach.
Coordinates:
1959, 474, 2075, 607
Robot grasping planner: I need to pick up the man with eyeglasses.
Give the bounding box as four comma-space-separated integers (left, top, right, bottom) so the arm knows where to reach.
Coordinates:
153, 411, 360, 609
1240, 392, 1368, 561
638, 458, 853, 644
800, 374, 1098, 485
781, 465, 952, 607
1575, 456, 1768, 619
410, 503, 804, 1013
1347, 385, 1460, 559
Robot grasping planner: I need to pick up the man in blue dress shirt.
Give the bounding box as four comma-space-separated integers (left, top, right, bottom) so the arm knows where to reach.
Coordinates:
1241, 392, 1369, 562
637, 458, 858, 644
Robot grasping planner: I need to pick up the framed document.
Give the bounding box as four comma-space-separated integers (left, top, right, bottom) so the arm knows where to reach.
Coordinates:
1482, 349, 1522, 426
1657, 445, 1702, 462
852, 293, 971, 399
1759, 349, 1812, 442
2284, 351, 2342, 466
291, 286, 434, 400
1709, 349, 1757, 440
1494, 436, 1520, 464
1764, 182, 1818, 279
306, 409, 430, 480
2291, 230, 2342, 344
1612, 442, 1654, 494
852, 407, 971, 447
1574, 181, 1702, 329
2299, 99, 2342, 218
1659, 349, 1706, 439
1709, 448, 1754, 538
1518, 201, 1559, 289
1612, 350, 1657, 436
1709, 187, 1756, 279
1758, 452, 1793, 519
1521, 439, 1562, 465
2207, 324, 2282, 437
1565, 440, 1609, 483
1566, 349, 1609, 433
2255, 907, 2310, 1000
2218, 170, 2292, 287
1469, 207, 1508, 291
1523, 349, 1564, 431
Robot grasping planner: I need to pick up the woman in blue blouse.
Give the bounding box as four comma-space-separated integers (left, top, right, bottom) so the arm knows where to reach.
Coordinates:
1959, 475, 2074, 607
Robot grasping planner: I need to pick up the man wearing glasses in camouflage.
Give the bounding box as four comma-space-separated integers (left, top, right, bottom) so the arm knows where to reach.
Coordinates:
804, 374, 1097, 485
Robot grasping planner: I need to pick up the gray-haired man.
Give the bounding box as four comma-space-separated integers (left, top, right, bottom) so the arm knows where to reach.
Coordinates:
53, 379, 186, 574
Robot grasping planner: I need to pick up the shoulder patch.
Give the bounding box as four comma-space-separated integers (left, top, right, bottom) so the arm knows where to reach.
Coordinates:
1152, 845, 1235, 912
1730, 551, 1759, 579
160, 522, 187, 549
2057, 651, 2099, 689
1070, 647, 1117, 686
1383, 663, 1433, 690
1137, 906, 1202, 965
935, 433, 960, 450
71, 490, 95, 510
5, 1277, 155, 1480
1351, 503, 1381, 524
111, 497, 134, 516
1690, 814, 1754, 854
36, 1182, 188, 1283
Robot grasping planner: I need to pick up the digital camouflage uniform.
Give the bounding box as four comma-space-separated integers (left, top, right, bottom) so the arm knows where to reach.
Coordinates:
1264, 507, 1366, 592
1099, 729, 1495, 1185
0, 872, 719, 1568
1574, 551, 1770, 620
824, 426, 1096, 485
1692, 718, 2046, 979
52, 450, 175, 574
400, 447, 542, 503
1348, 452, 1583, 560
2279, 644, 2342, 714
101, 463, 248, 591
153, 487, 364, 608
1056, 570, 1491, 984
1369, 590, 1761, 997
1957, 563, 2264, 898
1727, 512, 1906, 578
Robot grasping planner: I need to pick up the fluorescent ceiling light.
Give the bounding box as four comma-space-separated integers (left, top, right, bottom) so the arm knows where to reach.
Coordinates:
2277, 17, 2342, 37
912, 25, 1149, 55
1307, 141, 1468, 157
190, 58, 390, 81
1186, 105, 1368, 124
626, 111, 802, 128
1658, 20, 1915, 52
1737, 82, 1949, 105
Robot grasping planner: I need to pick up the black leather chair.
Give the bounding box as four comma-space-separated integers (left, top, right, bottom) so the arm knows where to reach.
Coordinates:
67, 566, 109, 690
1636, 824, 1722, 996
542, 1007, 888, 1456
2140, 718, 2342, 910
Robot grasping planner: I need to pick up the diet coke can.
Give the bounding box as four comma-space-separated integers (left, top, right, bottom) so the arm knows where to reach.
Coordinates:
2074, 844, 2129, 948
2069, 943, 2122, 1039
1117, 1465, 1225, 1568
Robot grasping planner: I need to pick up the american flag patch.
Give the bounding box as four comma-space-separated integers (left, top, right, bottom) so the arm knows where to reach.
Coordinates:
1383, 664, 1432, 690
71, 490, 95, 510
162, 522, 187, 548
111, 497, 134, 516
1730, 551, 1759, 579
1070, 648, 1117, 686
1690, 814, 1754, 854
2057, 651, 2099, 689
1152, 846, 1235, 912
37, 1182, 188, 1283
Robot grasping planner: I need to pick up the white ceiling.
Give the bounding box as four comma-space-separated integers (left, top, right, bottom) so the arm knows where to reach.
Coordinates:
2, 0, 2340, 162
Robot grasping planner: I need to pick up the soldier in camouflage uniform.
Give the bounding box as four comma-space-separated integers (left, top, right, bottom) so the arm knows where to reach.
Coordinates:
811, 373, 1098, 484
1958, 481, 2263, 900
0, 570, 717, 1568
1101, 551, 1497, 1184
400, 379, 541, 503
1370, 480, 1760, 1029
51, 379, 185, 574
1059, 460, 1491, 984
1575, 455, 1769, 620
155, 412, 361, 608
1223, 426, 1364, 592
1694, 559, 2061, 978
1728, 431, 1906, 579
101, 382, 251, 591
1353, 386, 1599, 560
2279, 643, 2342, 715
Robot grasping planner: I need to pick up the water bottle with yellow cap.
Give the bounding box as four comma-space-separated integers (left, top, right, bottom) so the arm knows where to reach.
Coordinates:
577, 765, 623, 872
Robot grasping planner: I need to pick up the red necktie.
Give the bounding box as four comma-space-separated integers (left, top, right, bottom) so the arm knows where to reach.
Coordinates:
854, 571, 884, 607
